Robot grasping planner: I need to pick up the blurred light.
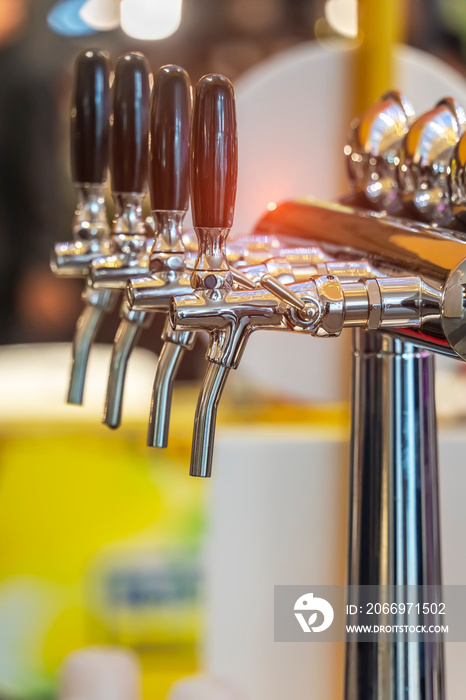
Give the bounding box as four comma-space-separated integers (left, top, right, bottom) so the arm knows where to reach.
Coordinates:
267, 201, 277, 211
48, 0, 97, 36
120, 0, 182, 40
325, 0, 358, 38
79, 0, 120, 30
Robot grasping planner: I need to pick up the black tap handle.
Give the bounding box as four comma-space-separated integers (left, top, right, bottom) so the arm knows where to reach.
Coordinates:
70, 49, 111, 185
190, 74, 238, 229
149, 65, 191, 212
111, 52, 151, 194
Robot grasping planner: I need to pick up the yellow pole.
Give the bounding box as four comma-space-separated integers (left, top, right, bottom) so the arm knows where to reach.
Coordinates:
355, 0, 404, 113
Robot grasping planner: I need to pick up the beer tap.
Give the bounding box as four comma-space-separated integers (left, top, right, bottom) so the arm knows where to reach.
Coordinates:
346, 90, 415, 212
53, 57, 466, 698
133, 73, 241, 450
51, 49, 115, 405
86, 52, 151, 426
398, 97, 466, 223
136, 76, 359, 450
100, 65, 192, 432
168, 77, 445, 479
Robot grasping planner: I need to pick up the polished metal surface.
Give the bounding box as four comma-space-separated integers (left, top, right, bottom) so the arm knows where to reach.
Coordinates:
172, 274, 440, 478
150, 210, 186, 259
103, 304, 151, 429
82, 191, 152, 418
52, 185, 113, 276
146, 318, 196, 448
90, 192, 151, 289
190, 362, 230, 478
345, 330, 444, 700
147, 339, 185, 448
398, 98, 466, 223
346, 91, 415, 212
51, 185, 116, 405
255, 200, 466, 357
67, 286, 118, 405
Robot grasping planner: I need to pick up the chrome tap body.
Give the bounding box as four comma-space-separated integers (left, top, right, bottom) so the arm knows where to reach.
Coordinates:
171, 269, 441, 477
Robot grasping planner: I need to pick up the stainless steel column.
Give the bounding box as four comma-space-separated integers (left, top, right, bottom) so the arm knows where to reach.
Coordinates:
345, 329, 444, 700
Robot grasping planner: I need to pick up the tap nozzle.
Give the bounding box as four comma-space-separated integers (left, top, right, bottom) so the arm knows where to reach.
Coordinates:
68, 286, 118, 405
103, 304, 152, 428
190, 362, 230, 477
147, 319, 196, 448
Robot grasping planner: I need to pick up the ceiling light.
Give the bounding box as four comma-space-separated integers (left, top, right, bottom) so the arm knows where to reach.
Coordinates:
47, 0, 97, 36
325, 0, 358, 39
120, 0, 182, 41
79, 0, 120, 31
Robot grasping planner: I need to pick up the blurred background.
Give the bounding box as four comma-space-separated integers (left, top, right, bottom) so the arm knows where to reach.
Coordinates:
2, 1, 466, 700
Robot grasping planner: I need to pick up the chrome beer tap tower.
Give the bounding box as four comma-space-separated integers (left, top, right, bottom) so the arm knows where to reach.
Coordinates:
53, 50, 466, 698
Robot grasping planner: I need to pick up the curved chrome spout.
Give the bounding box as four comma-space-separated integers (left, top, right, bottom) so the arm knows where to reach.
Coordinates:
190, 362, 230, 478
147, 341, 185, 448
68, 293, 114, 405
147, 322, 196, 448
103, 312, 150, 429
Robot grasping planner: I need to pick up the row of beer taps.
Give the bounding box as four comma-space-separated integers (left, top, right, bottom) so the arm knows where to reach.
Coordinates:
52, 49, 466, 479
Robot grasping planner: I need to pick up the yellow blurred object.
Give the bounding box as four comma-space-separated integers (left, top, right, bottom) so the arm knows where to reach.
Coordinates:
0, 344, 348, 699
355, 0, 405, 112
0, 421, 204, 699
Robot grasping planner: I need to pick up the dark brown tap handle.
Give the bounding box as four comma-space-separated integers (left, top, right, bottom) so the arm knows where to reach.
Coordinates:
111, 52, 151, 194
149, 65, 191, 212
190, 74, 238, 228
70, 49, 111, 185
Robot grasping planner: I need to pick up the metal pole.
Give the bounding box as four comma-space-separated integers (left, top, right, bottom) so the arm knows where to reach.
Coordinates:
345, 329, 444, 700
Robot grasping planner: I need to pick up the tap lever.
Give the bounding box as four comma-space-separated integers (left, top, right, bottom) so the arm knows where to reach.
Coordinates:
71, 49, 111, 187
149, 65, 192, 275
105, 52, 151, 255
231, 268, 257, 290
111, 52, 151, 196
190, 74, 238, 292
53, 50, 112, 277
260, 273, 307, 311
150, 65, 191, 212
